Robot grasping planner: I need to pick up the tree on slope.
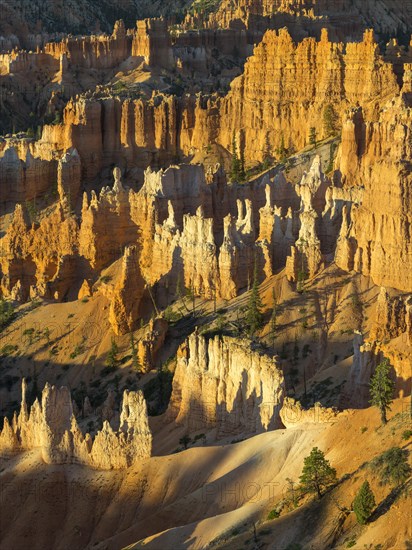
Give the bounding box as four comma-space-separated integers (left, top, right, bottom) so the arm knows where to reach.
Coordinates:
353, 481, 376, 524
230, 132, 241, 182
299, 447, 337, 499
246, 261, 263, 336
369, 358, 395, 425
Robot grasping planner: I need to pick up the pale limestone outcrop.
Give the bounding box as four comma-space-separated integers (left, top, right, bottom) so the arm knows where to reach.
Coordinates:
0, 380, 152, 469
280, 397, 341, 428
218, 214, 256, 298
79, 170, 138, 272
180, 208, 219, 299
166, 332, 285, 437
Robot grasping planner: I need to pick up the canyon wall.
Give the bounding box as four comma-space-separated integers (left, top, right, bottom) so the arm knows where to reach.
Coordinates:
219, 28, 399, 163
335, 100, 412, 292
209, 0, 412, 38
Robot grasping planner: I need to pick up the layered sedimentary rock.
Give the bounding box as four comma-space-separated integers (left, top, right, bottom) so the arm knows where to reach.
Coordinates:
219, 28, 399, 163
132, 18, 173, 69
35, 92, 216, 181
335, 101, 412, 292
79, 169, 139, 272
0, 202, 79, 301
209, 0, 412, 39
166, 332, 285, 437
0, 145, 60, 205
0, 380, 152, 469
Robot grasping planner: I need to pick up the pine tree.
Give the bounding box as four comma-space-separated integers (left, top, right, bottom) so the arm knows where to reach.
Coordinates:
246, 261, 264, 336
323, 104, 338, 136
299, 447, 337, 499
277, 134, 287, 163
239, 144, 246, 182
309, 127, 317, 149
369, 358, 395, 424
130, 332, 141, 372
106, 337, 119, 370
270, 304, 277, 348
230, 132, 241, 182
353, 481, 376, 524
263, 133, 272, 169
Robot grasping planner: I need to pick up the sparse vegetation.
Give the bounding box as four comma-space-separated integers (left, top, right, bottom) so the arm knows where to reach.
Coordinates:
130, 332, 141, 372
372, 447, 411, 487
0, 299, 15, 331
323, 104, 339, 136
179, 434, 192, 450
401, 429, 412, 440
267, 509, 280, 520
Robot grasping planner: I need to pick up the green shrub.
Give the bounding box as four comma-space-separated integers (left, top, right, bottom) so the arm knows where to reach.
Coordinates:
267, 509, 280, 520
0, 299, 15, 330
372, 447, 411, 487
401, 429, 412, 441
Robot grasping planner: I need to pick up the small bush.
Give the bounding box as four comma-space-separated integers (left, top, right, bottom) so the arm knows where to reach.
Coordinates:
401, 429, 412, 441
267, 509, 280, 520
372, 447, 411, 487
1, 344, 18, 356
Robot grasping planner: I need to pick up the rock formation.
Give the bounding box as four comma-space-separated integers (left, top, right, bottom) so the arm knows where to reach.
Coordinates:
334, 102, 412, 292
208, 0, 412, 40
0, 380, 152, 469
219, 28, 399, 163
166, 332, 285, 437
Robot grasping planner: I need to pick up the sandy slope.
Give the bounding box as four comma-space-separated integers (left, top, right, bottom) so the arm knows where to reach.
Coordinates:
1, 399, 410, 550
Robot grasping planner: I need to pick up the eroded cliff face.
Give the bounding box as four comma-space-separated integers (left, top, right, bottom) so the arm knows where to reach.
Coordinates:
219, 28, 399, 163
209, 0, 412, 38
166, 332, 286, 437
0, 379, 152, 469
335, 100, 412, 292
